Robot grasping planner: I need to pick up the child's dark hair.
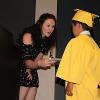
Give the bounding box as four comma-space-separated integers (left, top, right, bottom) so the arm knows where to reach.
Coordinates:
72, 20, 94, 38
72, 20, 92, 31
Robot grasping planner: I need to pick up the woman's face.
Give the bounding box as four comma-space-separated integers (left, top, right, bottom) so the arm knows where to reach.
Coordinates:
41, 19, 55, 37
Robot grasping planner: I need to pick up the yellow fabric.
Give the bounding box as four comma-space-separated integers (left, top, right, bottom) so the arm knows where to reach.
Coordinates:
72, 9, 99, 27
98, 88, 100, 97
98, 83, 100, 87
56, 34, 100, 100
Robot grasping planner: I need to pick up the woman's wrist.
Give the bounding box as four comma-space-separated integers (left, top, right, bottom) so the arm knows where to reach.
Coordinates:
36, 60, 40, 68
26, 69, 31, 74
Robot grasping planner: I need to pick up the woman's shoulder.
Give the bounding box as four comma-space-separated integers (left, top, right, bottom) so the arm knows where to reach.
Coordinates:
22, 33, 33, 45
22, 25, 35, 44
17, 25, 40, 46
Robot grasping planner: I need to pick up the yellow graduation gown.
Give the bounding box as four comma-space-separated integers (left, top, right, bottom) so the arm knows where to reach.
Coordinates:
56, 34, 100, 100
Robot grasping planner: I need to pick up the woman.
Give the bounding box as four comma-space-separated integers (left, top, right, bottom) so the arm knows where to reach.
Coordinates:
17, 13, 56, 100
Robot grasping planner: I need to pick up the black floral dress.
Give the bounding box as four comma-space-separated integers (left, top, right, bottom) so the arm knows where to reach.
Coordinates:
17, 29, 50, 87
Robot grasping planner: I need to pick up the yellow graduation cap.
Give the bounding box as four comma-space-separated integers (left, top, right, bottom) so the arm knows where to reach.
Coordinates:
72, 9, 99, 27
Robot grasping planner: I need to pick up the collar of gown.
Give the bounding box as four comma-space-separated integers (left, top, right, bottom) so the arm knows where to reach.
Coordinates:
80, 30, 91, 36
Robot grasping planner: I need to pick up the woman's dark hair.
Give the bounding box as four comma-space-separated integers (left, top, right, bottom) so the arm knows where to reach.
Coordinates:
17, 13, 56, 50
36, 13, 56, 26
35, 13, 57, 48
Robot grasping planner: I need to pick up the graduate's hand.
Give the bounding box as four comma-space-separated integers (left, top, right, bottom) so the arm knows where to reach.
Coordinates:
66, 82, 73, 96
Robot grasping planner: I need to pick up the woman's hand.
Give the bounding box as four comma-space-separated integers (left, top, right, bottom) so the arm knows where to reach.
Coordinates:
26, 69, 32, 80
37, 58, 54, 68
25, 53, 55, 69
65, 82, 73, 96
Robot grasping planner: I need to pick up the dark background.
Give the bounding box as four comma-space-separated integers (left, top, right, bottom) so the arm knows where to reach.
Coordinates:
55, 0, 100, 100
0, 0, 36, 42
0, 0, 36, 100
0, 0, 100, 100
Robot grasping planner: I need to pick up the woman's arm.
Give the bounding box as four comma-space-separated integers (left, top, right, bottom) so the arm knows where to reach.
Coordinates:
24, 52, 43, 69
22, 32, 40, 68
23, 33, 54, 69
25, 52, 54, 69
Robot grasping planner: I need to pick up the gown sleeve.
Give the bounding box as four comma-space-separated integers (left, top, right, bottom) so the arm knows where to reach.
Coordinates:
56, 38, 88, 84
96, 49, 100, 84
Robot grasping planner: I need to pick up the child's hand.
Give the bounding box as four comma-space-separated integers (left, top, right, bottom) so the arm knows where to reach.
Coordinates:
65, 82, 73, 96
